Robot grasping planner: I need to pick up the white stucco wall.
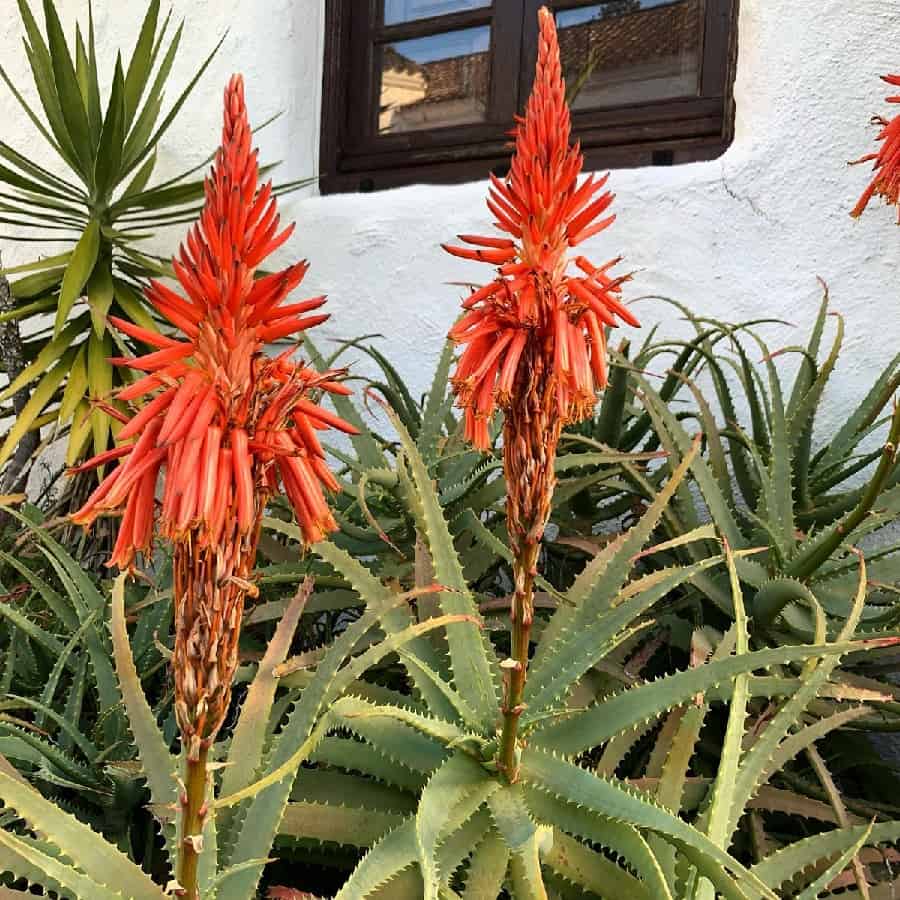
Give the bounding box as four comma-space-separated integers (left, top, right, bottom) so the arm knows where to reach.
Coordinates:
3, 0, 900, 440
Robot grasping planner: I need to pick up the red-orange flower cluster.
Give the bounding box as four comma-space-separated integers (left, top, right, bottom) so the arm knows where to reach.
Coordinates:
71, 75, 355, 568
443, 7, 638, 449
852, 74, 900, 221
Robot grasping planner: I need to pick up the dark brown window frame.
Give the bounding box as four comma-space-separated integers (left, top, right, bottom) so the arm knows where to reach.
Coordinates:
320, 0, 739, 194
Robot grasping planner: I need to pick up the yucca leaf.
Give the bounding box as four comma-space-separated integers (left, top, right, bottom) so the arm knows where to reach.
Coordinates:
120, 150, 157, 201
13, 1, 81, 172
74, 24, 90, 113
58, 342, 88, 423
93, 56, 127, 200
112, 277, 157, 332
0, 347, 75, 469
54, 218, 99, 336
66, 398, 92, 465
41, 0, 93, 175
87, 328, 113, 457
123, 0, 159, 130
86, 256, 114, 338
122, 30, 225, 180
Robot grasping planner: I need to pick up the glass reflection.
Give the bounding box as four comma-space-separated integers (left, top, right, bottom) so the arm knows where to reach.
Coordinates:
378, 27, 491, 133
384, 0, 491, 26
556, 0, 702, 110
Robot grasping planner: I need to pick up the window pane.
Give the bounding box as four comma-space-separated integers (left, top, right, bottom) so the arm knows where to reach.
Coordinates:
556, 1, 703, 110
378, 27, 491, 133
384, 0, 491, 25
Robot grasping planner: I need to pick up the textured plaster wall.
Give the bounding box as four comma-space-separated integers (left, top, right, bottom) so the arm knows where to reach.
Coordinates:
3, 0, 900, 439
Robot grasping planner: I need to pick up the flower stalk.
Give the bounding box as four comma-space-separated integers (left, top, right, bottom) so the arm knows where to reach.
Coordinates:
71, 75, 354, 897
444, 7, 638, 782
178, 746, 209, 896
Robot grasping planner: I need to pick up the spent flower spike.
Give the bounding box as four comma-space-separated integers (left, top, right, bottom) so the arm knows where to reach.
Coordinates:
444, 6, 638, 450
852, 73, 900, 221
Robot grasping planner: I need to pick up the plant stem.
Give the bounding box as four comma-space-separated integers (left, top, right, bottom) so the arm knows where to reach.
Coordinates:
499, 538, 540, 781
178, 746, 208, 899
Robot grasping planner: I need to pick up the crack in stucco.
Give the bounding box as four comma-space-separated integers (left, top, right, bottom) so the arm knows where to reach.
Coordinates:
719, 169, 775, 225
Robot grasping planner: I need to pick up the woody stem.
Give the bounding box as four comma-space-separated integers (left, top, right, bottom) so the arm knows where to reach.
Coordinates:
498, 537, 539, 782
178, 746, 208, 899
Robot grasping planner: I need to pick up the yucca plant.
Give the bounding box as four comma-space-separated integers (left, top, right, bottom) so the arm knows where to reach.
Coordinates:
0, 0, 309, 479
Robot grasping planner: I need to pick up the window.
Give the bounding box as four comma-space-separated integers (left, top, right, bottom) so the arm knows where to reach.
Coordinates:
320, 0, 739, 193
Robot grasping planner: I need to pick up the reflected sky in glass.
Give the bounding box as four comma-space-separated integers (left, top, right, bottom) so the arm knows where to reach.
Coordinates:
557, 1, 680, 28
384, 0, 491, 25
388, 25, 490, 64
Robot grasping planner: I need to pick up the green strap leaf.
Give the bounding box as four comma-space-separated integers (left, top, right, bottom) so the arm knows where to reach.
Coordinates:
41, 0, 93, 175
93, 56, 127, 200
0, 346, 77, 469
123, 0, 160, 130
55, 219, 100, 336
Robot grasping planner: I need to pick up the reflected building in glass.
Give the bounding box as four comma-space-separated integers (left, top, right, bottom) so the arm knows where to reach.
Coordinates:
378, 0, 701, 135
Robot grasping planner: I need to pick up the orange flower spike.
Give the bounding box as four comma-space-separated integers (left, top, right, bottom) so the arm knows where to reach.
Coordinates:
71, 74, 355, 567
443, 7, 640, 784
70, 74, 357, 899
852, 74, 900, 222
443, 8, 637, 447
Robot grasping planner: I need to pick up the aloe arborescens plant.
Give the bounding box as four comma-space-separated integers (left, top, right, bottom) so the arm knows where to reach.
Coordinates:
71, 74, 354, 898
444, 6, 639, 781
